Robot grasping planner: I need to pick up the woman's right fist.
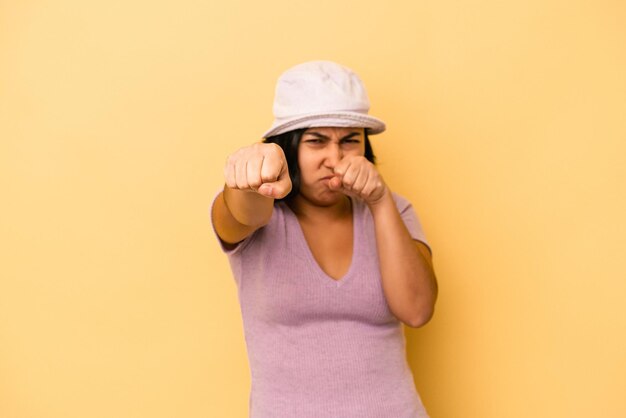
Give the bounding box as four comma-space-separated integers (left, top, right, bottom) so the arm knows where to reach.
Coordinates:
224, 143, 292, 199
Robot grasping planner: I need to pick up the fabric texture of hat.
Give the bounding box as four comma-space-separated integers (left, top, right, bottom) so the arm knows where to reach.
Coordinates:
262, 60, 386, 138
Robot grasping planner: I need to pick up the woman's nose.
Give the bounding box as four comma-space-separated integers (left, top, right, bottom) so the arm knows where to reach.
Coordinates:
324, 143, 343, 167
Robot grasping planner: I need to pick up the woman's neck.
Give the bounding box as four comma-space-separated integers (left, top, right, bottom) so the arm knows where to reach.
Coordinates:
287, 194, 352, 223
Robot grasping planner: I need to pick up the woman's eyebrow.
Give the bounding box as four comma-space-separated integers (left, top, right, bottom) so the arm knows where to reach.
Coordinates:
304, 132, 361, 140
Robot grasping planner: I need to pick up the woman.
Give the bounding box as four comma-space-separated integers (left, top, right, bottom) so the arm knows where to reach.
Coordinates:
210, 60, 438, 417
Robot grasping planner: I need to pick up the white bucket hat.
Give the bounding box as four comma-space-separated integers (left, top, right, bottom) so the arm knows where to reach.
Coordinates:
262, 60, 386, 138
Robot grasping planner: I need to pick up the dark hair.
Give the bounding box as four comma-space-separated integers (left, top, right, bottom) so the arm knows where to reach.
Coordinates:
262, 128, 377, 202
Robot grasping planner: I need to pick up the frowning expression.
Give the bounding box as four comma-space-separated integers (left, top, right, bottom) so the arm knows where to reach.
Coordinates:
297, 127, 366, 206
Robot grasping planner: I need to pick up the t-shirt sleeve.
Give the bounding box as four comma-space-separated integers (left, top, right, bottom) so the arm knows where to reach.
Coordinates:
392, 192, 433, 257
208, 188, 257, 256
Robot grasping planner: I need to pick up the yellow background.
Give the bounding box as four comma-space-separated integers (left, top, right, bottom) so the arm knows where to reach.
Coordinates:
1, 1, 625, 417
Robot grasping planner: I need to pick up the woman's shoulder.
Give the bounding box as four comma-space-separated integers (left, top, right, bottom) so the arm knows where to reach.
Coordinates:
223, 199, 292, 256
272, 199, 290, 216
390, 191, 414, 211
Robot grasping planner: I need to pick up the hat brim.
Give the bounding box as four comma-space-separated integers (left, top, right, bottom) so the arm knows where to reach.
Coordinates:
262, 112, 386, 139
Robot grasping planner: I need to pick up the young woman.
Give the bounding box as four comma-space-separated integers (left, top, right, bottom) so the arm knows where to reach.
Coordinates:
210, 60, 437, 417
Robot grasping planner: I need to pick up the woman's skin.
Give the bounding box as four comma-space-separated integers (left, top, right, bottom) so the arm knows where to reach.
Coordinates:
212, 127, 438, 327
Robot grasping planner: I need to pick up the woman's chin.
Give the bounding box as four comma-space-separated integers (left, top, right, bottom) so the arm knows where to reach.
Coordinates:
302, 188, 345, 207
322, 190, 351, 205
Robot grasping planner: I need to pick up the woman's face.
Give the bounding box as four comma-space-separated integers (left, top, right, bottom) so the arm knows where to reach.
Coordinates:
297, 126, 366, 206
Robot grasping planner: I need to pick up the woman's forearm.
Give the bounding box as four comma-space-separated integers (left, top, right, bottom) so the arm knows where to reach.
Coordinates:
222, 184, 274, 227
369, 190, 438, 328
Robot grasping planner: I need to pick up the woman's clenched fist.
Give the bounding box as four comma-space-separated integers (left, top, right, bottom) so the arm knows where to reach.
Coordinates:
328, 155, 388, 206
224, 143, 292, 199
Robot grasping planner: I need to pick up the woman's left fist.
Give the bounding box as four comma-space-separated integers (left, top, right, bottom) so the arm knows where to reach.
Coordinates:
328, 155, 388, 206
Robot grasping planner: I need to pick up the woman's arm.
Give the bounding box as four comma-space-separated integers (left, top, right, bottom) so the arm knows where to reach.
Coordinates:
368, 190, 438, 328
212, 187, 273, 246
212, 143, 291, 245
330, 156, 438, 328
